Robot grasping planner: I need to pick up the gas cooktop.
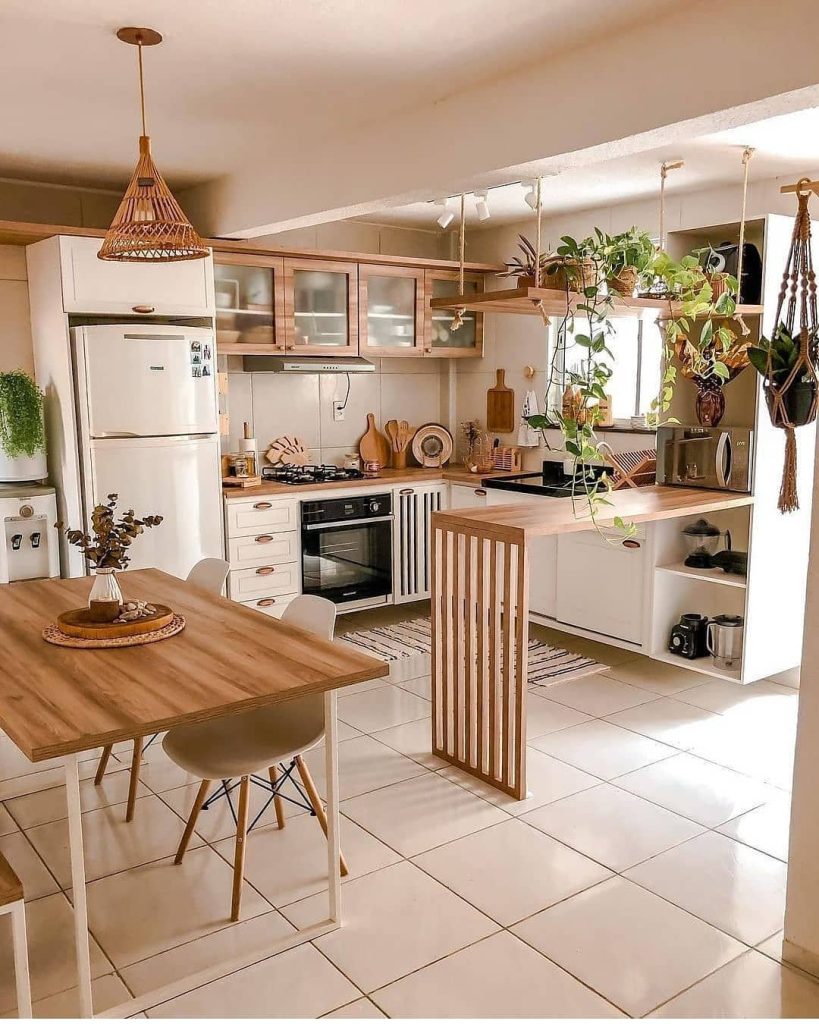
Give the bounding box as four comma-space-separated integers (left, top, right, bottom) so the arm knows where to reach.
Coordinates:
261, 464, 365, 486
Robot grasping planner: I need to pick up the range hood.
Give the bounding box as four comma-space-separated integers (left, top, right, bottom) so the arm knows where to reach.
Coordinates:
241, 355, 375, 373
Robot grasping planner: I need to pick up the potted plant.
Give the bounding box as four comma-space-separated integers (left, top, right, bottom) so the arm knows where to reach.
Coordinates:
748, 325, 818, 427
503, 234, 551, 286
59, 495, 163, 622
597, 227, 657, 297
0, 370, 47, 483
503, 234, 598, 292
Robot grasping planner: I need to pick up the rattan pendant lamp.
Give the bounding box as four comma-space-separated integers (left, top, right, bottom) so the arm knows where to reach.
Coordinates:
98, 27, 208, 263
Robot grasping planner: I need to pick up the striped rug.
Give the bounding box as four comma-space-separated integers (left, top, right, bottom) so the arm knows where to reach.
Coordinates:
339, 616, 607, 687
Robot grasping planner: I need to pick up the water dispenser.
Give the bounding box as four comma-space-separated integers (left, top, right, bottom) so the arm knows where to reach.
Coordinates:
0, 484, 60, 583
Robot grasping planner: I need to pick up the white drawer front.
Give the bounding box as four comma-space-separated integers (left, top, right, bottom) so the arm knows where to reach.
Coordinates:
226, 498, 297, 537
240, 594, 296, 619
228, 531, 299, 569
229, 564, 301, 600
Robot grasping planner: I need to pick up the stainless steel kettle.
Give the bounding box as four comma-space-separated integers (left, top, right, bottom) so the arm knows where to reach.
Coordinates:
706, 614, 744, 671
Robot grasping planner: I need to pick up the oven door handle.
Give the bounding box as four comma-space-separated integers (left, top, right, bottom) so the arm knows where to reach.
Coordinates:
303, 515, 394, 531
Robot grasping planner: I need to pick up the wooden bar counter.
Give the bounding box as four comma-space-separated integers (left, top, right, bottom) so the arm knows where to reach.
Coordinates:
430, 486, 754, 799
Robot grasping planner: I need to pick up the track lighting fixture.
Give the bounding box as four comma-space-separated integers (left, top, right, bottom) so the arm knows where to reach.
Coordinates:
523, 181, 538, 211
436, 199, 455, 230
474, 191, 490, 222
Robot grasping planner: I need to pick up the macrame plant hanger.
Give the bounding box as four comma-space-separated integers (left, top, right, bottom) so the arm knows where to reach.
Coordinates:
766, 177, 819, 512
733, 147, 755, 337
449, 194, 467, 332
531, 176, 550, 325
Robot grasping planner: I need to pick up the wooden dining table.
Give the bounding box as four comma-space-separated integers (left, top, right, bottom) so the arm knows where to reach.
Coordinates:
0, 568, 387, 1018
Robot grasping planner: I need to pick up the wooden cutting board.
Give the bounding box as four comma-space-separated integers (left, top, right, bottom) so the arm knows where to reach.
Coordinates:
487, 368, 515, 432
359, 413, 390, 465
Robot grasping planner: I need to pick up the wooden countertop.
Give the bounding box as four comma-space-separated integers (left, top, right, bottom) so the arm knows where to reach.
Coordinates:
223, 466, 517, 499
434, 485, 754, 541
0, 569, 386, 762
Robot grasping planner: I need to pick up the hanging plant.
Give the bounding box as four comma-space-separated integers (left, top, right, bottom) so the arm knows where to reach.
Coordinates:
596, 227, 656, 297
0, 370, 46, 459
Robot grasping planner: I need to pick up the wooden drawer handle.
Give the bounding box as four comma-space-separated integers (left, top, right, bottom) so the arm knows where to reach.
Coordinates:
622, 539, 641, 549
399, 488, 414, 495
253, 501, 273, 510
474, 488, 487, 496
256, 598, 276, 608
132, 304, 155, 314
255, 534, 274, 544
256, 566, 276, 575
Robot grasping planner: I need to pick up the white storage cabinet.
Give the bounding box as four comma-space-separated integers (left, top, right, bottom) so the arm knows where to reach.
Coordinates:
224, 495, 301, 613
393, 482, 448, 603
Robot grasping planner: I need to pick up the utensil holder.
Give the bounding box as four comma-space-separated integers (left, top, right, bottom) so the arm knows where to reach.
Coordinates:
391, 450, 407, 470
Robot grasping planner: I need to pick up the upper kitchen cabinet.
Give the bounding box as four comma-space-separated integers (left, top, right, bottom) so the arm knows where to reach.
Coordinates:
359, 264, 425, 357
58, 235, 214, 316
424, 269, 484, 357
283, 258, 359, 355
214, 253, 284, 353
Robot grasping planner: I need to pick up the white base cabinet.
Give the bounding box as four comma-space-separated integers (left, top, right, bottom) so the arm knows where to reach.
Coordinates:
448, 483, 488, 509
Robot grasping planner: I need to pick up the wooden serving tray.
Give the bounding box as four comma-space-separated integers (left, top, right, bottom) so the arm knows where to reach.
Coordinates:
57, 604, 174, 640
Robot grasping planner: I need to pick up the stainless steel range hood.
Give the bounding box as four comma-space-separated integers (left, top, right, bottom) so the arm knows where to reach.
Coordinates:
241, 355, 375, 373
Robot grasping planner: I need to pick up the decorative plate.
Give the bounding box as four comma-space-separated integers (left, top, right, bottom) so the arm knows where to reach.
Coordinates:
411, 423, 454, 467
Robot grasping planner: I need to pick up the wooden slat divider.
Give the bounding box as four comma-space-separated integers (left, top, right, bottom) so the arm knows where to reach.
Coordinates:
464, 533, 473, 768
476, 535, 486, 776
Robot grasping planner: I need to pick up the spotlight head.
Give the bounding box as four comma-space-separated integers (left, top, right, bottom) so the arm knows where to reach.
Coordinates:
523, 181, 538, 210
475, 190, 490, 222
437, 209, 455, 230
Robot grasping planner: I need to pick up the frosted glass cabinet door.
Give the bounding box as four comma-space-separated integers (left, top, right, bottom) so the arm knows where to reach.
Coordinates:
359, 265, 424, 356
214, 255, 283, 352
424, 270, 484, 356
284, 258, 358, 354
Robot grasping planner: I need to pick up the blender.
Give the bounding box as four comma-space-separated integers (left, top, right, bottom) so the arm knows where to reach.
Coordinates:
681, 518, 724, 569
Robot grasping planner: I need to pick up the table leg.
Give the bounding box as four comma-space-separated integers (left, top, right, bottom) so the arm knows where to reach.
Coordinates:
324, 689, 341, 924
65, 753, 94, 1018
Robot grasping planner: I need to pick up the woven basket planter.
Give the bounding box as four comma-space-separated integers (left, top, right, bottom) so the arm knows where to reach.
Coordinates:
542, 258, 598, 292
607, 267, 639, 297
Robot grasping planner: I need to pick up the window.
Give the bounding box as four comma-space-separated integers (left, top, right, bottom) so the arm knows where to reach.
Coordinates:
546, 313, 662, 423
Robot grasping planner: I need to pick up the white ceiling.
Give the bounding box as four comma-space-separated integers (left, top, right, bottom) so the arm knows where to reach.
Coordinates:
0, 0, 680, 190
357, 107, 819, 230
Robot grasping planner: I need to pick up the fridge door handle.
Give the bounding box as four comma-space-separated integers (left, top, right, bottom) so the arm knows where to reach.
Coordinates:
716, 431, 732, 488
94, 432, 214, 440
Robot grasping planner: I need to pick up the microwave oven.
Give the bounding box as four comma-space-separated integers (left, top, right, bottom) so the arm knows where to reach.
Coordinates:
656, 425, 753, 493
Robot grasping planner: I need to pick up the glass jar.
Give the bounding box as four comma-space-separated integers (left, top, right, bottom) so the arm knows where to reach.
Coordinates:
89, 568, 123, 623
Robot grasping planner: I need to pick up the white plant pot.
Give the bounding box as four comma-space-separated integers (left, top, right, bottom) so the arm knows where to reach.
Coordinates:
0, 449, 47, 484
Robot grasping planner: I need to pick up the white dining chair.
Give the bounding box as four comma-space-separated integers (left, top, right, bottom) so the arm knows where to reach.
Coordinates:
93, 557, 230, 820
162, 594, 348, 922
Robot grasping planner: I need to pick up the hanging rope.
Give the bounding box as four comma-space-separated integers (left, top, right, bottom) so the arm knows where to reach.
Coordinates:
532, 176, 550, 325
733, 147, 755, 337
765, 179, 819, 512
450, 193, 466, 331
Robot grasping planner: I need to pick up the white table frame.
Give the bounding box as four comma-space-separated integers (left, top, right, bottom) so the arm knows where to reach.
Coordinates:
66, 691, 342, 1019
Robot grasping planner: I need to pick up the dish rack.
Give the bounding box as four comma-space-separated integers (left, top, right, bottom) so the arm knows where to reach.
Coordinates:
492, 446, 523, 473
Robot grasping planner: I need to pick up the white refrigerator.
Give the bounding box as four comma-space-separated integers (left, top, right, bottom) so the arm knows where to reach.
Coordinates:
70, 323, 223, 580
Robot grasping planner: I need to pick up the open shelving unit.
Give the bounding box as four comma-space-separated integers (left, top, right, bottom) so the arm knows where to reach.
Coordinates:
655, 562, 747, 589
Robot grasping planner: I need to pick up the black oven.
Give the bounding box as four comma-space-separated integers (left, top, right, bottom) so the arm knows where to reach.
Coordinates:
301, 493, 393, 608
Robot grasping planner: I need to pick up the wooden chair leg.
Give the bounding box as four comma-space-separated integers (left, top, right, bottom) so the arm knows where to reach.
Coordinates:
175, 779, 212, 864
269, 765, 286, 829
125, 737, 142, 823
231, 775, 250, 922
94, 745, 113, 786
294, 755, 349, 877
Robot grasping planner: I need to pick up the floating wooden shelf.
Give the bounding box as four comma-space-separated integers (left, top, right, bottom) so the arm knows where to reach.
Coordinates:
428, 285, 764, 320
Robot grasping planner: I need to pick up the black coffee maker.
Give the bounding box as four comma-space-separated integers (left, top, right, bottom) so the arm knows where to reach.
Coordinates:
668, 613, 709, 659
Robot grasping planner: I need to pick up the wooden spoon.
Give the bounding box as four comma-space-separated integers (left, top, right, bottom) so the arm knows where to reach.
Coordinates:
385, 419, 400, 453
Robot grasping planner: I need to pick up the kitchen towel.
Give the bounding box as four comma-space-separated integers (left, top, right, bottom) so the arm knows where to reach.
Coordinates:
517, 389, 541, 447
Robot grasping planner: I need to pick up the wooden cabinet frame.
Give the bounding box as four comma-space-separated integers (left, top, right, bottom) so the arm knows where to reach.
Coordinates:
214, 252, 285, 354
359, 263, 425, 357
283, 258, 359, 356
424, 269, 485, 358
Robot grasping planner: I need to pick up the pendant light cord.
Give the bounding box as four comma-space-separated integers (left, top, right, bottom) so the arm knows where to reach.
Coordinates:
137, 38, 147, 136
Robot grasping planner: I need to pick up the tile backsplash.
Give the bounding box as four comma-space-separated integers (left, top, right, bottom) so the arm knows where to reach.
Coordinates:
224, 358, 447, 467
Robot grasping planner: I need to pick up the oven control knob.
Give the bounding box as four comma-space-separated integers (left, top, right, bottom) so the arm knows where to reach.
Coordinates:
368, 499, 382, 514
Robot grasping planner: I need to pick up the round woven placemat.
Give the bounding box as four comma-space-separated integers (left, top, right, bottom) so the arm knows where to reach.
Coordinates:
42, 614, 186, 649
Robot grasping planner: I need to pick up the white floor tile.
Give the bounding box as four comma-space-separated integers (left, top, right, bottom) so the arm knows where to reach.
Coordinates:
85, 846, 277, 969
301, 734, 427, 801
323, 997, 385, 1018
374, 930, 622, 1018
0, 892, 111, 1014
284, 861, 498, 992
4, 766, 146, 830
531, 720, 676, 780
369, 719, 447, 769
525, 693, 592, 739
440, 747, 599, 816
413, 818, 611, 925
625, 831, 787, 944
0, 831, 59, 900
341, 772, 507, 857
146, 942, 359, 1018
337, 686, 430, 733
605, 697, 719, 750
757, 931, 784, 962
26, 793, 201, 888
213, 813, 401, 908
615, 752, 780, 827
0, 807, 19, 838
602, 657, 712, 695
545, 674, 658, 716
688, 715, 795, 790
512, 876, 744, 1017
676, 678, 797, 715
523, 784, 703, 871
396, 675, 431, 699
718, 796, 791, 861
650, 949, 819, 1018
21, 972, 131, 1019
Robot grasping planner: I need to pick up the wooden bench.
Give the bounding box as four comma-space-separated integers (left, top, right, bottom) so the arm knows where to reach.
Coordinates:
0, 853, 31, 1017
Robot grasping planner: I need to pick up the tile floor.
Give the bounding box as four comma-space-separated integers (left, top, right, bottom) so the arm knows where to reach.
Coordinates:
0, 609, 814, 1018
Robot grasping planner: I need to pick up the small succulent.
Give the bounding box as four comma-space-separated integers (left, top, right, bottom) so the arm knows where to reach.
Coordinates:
58, 494, 163, 570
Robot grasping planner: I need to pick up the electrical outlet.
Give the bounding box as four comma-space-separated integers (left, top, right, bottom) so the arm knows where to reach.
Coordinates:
333, 401, 345, 422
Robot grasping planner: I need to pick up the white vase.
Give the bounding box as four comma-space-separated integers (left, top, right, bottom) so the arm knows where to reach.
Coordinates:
88, 568, 123, 622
